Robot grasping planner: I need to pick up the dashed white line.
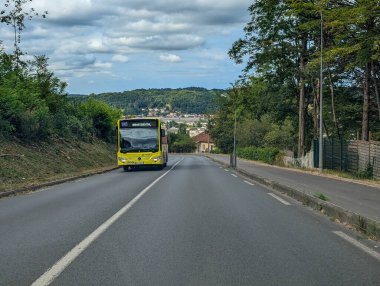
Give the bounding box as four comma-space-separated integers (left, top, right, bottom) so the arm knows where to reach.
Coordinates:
333, 231, 380, 261
268, 193, 291, 205
244, 180, 255, 186
31, 159, 183, 286
224, 169, 229, 172
231, 174, 238, 178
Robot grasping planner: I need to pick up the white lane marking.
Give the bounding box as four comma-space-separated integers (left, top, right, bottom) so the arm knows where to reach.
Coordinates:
231, 174, 238, 178
333, 231, 380, 261
244, 180, 255, 186
224, 169, 229, 172
31, 159, 183, 286
268, 193, 291, 205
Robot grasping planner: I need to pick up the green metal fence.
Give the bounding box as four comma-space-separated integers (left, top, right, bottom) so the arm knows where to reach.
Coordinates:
313, 139, 349, 171
313, 139, 380, 179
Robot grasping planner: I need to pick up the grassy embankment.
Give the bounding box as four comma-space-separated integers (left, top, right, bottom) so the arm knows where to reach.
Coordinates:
0, 137, 117, 193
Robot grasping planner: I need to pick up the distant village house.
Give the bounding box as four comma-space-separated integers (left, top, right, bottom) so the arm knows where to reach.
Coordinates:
193, 132, 214, 153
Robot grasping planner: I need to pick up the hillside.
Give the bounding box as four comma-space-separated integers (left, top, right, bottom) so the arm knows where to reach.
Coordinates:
0, 137, 116, 193
70, 87, 224, 115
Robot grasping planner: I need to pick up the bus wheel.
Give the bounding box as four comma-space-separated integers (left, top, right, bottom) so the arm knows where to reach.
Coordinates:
123, 166, 130, 172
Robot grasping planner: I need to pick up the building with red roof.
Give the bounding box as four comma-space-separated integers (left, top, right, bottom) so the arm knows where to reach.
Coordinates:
193, 132, 214, 153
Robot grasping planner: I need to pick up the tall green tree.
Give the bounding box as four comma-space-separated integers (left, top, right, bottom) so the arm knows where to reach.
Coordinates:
322, 0, 380, 140
0, 0, 47, 67
229, 0, 317, 156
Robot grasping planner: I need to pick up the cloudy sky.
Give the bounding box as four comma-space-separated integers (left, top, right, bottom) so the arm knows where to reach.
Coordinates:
0, 0, 251, 94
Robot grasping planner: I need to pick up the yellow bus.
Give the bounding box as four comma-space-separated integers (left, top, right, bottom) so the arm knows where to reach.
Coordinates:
117, 118, 168, 171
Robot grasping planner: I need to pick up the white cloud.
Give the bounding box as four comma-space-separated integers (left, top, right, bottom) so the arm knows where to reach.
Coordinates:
94, 61, 112, 69
111, 54, 129, 63
159, 54, 182, 63
127, 20, 189, 33
0, 0, 251, 92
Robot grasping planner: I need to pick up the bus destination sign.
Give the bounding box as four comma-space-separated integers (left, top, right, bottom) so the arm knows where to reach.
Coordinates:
120, 119, 157, 128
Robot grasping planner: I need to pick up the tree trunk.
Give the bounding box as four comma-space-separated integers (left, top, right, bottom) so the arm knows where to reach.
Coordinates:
297, 35, 307, 157
298, 80, 305, 156
371, 61, 380, 120
362, 63, 370, 141
328, 69, 341, 139
313, 78, 319, 140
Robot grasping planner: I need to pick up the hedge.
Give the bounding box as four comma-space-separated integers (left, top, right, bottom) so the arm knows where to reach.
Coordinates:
237, 146, 280, 164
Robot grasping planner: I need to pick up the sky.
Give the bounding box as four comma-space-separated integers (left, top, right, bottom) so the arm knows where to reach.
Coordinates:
0, 0, 251, 94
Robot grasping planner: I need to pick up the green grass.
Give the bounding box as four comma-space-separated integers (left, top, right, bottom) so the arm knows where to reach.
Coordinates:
0, 137, 117, 192
313, 192, 330, 201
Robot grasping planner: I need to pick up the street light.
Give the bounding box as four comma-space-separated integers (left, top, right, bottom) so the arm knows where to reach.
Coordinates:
232, 109, 237, 168
319, 10, 324, 170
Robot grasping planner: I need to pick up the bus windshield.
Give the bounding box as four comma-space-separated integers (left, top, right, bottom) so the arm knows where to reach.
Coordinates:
120, 128, 159, 153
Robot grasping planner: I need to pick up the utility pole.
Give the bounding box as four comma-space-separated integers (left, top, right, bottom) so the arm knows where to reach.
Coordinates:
233, 109, 237, 168
319, 10, 324, 170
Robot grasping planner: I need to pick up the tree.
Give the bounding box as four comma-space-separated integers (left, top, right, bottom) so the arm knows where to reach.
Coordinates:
229, 0, 316, 156
0, 0, 47, 67
322, 0, 380, 140
168, 133, 196, 153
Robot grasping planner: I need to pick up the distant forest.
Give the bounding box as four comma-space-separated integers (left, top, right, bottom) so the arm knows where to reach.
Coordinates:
70, 88, 224, 115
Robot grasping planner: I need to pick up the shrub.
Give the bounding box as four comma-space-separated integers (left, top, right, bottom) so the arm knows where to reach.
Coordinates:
355, 162, 373, 179
237, 146, 280, 164
169, 133, 196, 153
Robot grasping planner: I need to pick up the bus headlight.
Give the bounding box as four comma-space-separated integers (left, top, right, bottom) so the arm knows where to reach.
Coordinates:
152, 156, 161, 162
118, 157, 126, 163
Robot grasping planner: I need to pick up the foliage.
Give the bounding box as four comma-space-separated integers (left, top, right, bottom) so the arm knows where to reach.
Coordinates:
313, 192, 330, 202
71, 88, 224, 116
236, 116, 272, 148
209, 108, 234, 153
214, 0, 380, 157
236, 146, 280, 165
168, 133, 196, 153
80, 98, 121, 142
0, 1, 121, 143
210, 86, 297, 154
355, 162, 374, 179
1, 0, 47, 66
0, 51, 121, 142
263, 118, 296, 150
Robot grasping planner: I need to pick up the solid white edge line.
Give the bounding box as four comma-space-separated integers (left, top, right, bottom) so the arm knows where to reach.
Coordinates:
333, 231, 380, 261
231, 174, 238, 178
244, 180, 255, 186
268, 193, 291, 206
31, 159, 183, 286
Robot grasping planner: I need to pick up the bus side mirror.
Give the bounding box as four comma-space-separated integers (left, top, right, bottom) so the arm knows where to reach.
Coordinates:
161, 129, 166, 137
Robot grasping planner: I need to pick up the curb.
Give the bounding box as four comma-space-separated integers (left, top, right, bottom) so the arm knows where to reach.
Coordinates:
0, 166, 121, 199
205, 155, 380, 241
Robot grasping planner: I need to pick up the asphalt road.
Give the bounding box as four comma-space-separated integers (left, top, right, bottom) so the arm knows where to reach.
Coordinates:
0, 155, 379, 286
208, 154, 380, 222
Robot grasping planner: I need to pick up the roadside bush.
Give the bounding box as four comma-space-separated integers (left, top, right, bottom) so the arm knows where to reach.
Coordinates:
237, 146, 280, 164
169, 133, 196, 153
80, 98, 121, 142
355, 162, 373, 179
210, 146, 221, 154
0, 51, 122, 143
